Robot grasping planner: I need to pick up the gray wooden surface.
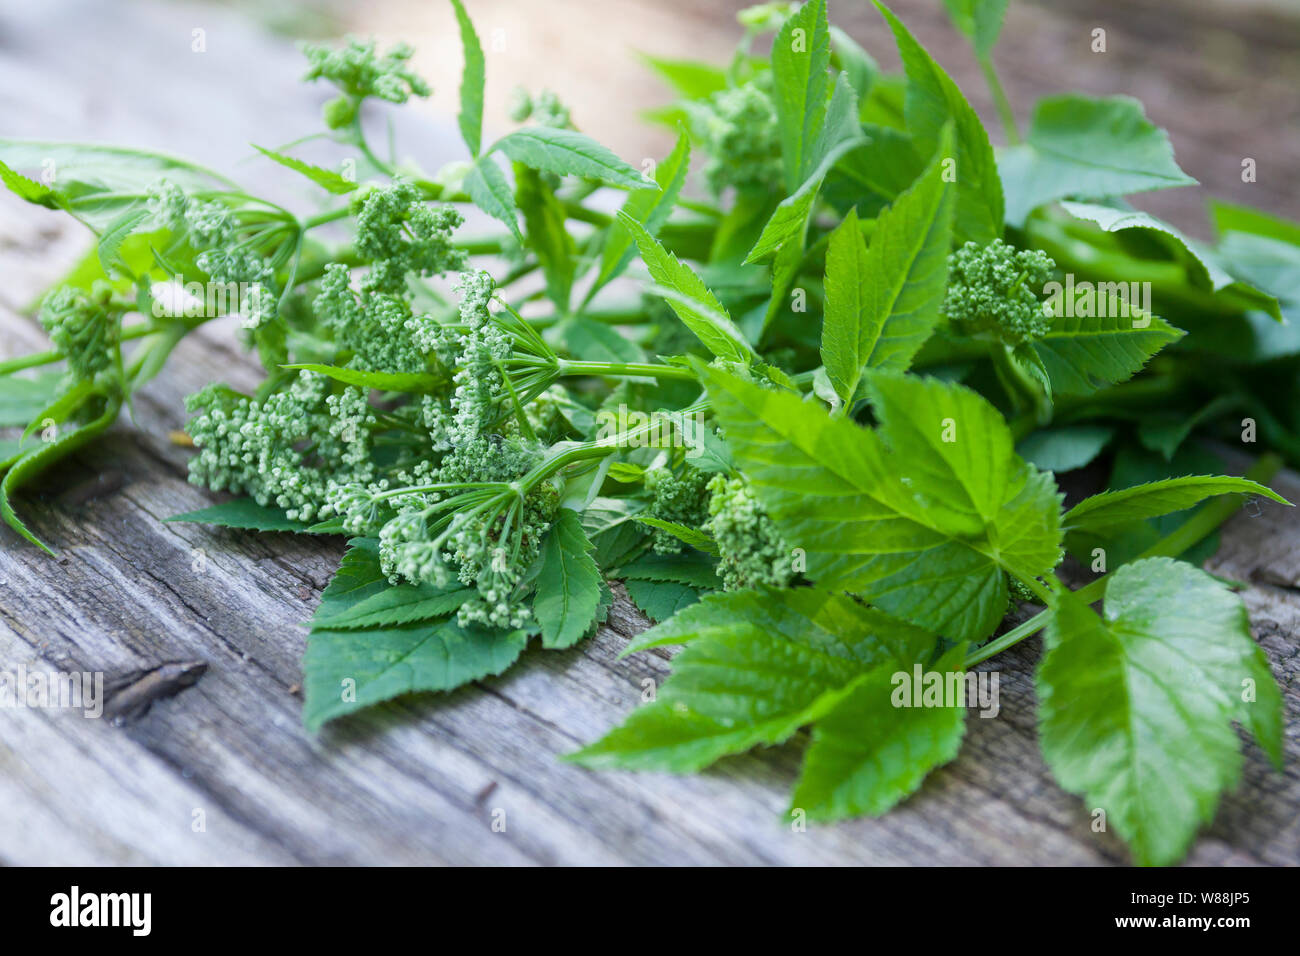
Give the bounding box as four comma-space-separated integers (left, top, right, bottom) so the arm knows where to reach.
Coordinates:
1, 0, 1297, 866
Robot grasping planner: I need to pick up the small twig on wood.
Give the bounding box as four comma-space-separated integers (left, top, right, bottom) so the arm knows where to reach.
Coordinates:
103, 661, 209, 725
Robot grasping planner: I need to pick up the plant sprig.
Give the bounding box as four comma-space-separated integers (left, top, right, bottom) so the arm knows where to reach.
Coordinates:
3, 0, 1297, 866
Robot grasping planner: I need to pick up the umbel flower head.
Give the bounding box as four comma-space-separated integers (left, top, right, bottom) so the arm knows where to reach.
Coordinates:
351, 181, 467, 295
706, 474, 795, 590
302, 37, 431, 128
644, 465, 711, 554
942, 239, 1057, 346
38, 281, 125, 388
185, 371, 377, 524
685, 82, 783, 196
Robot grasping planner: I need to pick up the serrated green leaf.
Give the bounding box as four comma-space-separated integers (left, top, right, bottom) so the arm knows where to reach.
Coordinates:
0, 140, 233, 230
771, 0, 832, 192
699, 364, 1062, 642
998, 95, 1197, 226
1211, 200, 1300, 248
303, 617, 528, 731
166, 499, 315, 533
586, 132, 690, 306
822, 125, 924, 218
747, 73, 865, 269
310, 537, 389, 613
679, 416, 733, 473
1215, 230, 1300, 307
516, 164, 577, 312
790, 645, 967, 820
534, 508, 603, 649
304, 516, 347, 535
308, 539, 473, 630
21, 380, 94, 442
621, 212, 757, 363
0, 373, 63, 428
1038, 558, 1283, 866
0, 158, 61, 207
492, 126, 653, 190
757, 235, 807, 338
606, 462, 645, 483
97, 208, 150, 274
749, 84, 868, 336
1029, 305, 1183, 396
1063, 475, 1288, 532
463, 155, 522, 241
744, 186, 811, 263
1065, 443, 1231, 571
1016, 424, 1114, 473
633, 517, 718, 555
569, 588, 936, 772
251, 144, 357, 194
821, 135, 954, 402
623, 578, 701, 623
617, 550, 720, 590
1, 400, 119, 554
940, 0, 1009, 57
449, 0, 486, 157
875, 1, 1003, 244
1059, 202, 1280, 320
639, 54, 728, 100
1061, 202, 1228, 286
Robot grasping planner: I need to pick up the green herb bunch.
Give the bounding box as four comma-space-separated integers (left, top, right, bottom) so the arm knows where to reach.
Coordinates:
3, 0, 1298, 867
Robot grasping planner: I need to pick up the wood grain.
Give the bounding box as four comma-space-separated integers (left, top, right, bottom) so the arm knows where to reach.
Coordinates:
0, 0, 1296, 866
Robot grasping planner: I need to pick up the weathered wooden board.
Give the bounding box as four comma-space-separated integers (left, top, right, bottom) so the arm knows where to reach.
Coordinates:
0, 0, 1297, 865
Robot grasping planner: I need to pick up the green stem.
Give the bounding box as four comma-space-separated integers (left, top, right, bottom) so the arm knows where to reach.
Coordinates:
371, 480, 505, 502
965, 453, 1285, 667
965, 608, 1044, 668
1026, 217, 1266, 318
562, 202, 609, 227
553, 359, 696, 382
352, 113, 397, 177
124, 339, 159, 383
990, 344, 1046, 424
519, 399, 711, 491
302, 206, 353, 230
495, 353, 538, 443
0, 348, 64, 375
0, 321, 176, 375
978, 53, 1020, 145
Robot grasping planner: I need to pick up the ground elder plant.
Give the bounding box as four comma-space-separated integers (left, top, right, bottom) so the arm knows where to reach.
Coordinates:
2, 0, 1298, 866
